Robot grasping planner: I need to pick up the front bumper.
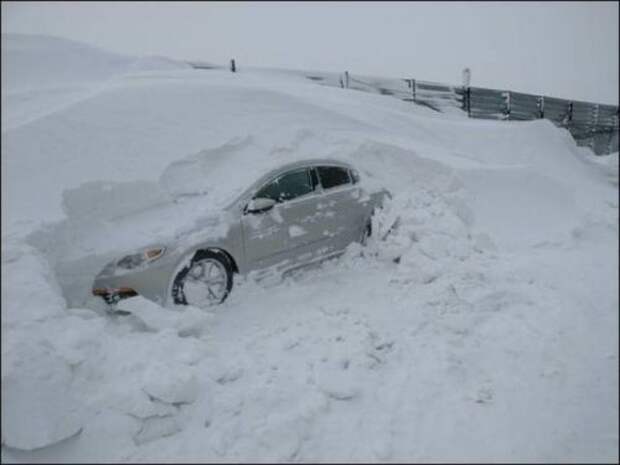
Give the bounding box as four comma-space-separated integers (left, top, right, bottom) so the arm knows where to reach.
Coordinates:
91, 250, 184, 306
92, 287, 138, 304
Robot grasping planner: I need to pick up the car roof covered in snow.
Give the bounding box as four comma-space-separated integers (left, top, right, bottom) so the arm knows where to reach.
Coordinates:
158, 138, 359, 209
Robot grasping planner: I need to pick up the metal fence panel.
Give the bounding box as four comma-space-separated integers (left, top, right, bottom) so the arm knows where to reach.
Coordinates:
272, 65, 619, 155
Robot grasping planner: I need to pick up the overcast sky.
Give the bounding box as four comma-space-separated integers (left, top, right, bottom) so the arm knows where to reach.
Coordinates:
2, 1, 618, 104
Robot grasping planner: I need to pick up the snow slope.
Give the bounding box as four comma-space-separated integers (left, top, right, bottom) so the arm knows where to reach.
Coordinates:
1, 33, 190, 131
2, 35, 618, 462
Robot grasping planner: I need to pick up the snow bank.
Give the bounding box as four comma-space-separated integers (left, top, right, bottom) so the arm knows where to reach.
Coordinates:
1, 33, 134, 92
1, 33, 189, 130
1, 247, 213, 453
1, 241, 86, 451
1, 33, 189, 92
127, 55, 191, 73
585, 151, 619, 186
1, 240, 66, 327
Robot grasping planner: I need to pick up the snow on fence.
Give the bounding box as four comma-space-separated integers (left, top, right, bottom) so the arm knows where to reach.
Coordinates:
330, 70, 618, 155
466, 87, 619, 155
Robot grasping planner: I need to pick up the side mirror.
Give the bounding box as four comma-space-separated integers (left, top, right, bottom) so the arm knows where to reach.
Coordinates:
245, 197, 276, 214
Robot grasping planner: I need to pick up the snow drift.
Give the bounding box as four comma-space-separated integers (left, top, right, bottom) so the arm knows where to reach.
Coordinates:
1, 33, 190, 131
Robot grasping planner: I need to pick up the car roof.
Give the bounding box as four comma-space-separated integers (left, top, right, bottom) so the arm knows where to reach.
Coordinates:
265, 158, 354, 176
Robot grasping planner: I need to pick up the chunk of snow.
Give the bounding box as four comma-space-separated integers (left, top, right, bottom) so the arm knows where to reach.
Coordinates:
118, 296, 212, 337
143, 362, 201, 405
1, 347, 84, 451
288, 225, 306, 237
1, 240, 66, 327
133, 416, 182, 445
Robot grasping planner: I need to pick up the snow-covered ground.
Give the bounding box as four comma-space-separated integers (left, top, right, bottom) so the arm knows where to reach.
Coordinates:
1, 34, 618, 462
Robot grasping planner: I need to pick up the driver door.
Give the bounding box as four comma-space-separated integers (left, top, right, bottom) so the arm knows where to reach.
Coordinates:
240, 167, 323, 272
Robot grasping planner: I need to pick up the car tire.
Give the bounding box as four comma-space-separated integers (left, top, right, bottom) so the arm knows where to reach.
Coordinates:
171, 249, 234, 307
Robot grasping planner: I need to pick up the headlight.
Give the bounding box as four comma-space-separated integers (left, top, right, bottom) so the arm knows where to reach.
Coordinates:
116, 247, 166, 270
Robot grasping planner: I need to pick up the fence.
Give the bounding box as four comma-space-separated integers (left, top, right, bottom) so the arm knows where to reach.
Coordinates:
187, 61, 619, 155
302, 70, 619, 155
464, 86, 619, 155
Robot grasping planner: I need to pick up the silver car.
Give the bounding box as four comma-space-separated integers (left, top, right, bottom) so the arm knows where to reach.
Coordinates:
92, 158, 388, 308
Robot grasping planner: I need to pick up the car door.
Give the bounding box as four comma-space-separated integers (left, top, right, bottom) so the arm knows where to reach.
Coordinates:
241, 167, 325, 272
315, 165, 366, 253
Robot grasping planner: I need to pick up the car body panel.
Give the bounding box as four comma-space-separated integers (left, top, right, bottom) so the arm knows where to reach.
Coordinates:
241, 203, 291, 269
317, 184, 363, 252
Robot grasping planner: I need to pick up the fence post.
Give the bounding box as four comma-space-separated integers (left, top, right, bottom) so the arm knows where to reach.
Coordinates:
563, 102, 573, 126
537, 96, 544, 119
591, 104, 600, 152
466, 87, 471, 117
461, 67, 471, 117
610, 109, 619, 155
230, 59, 236, 73
503, 92, 511, 120
592, 103, 599, 131
412, 79, 416, 103
462, 86, 471, 116
344, 71, 349, 89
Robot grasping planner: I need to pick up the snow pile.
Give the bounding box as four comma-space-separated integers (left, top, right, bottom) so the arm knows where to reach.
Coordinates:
1, 33, 134, 91
1, 246, 214, 455
1, 243, 85, 450
585, 151, 619, 186
1, 35, 618, 462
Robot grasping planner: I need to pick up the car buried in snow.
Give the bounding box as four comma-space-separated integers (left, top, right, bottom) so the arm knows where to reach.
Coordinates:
92, 159, 390, 308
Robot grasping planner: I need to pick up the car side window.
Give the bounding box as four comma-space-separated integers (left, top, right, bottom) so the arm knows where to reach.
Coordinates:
317, 166, 351, 190
254, 168, 314, 203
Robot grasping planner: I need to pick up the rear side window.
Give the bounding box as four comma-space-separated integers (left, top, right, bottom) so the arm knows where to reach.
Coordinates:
317, 166, 351, 190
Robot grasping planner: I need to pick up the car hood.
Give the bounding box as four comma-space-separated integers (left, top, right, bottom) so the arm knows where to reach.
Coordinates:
27, 189, 236, 308
107, 198, 229, 255
46, 193, 233, 270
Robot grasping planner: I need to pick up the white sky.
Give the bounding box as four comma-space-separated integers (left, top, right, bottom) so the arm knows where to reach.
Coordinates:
2, 1, 618, 104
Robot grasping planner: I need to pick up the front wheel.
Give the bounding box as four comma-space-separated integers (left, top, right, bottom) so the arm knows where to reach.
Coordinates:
171, 250, 233, 308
